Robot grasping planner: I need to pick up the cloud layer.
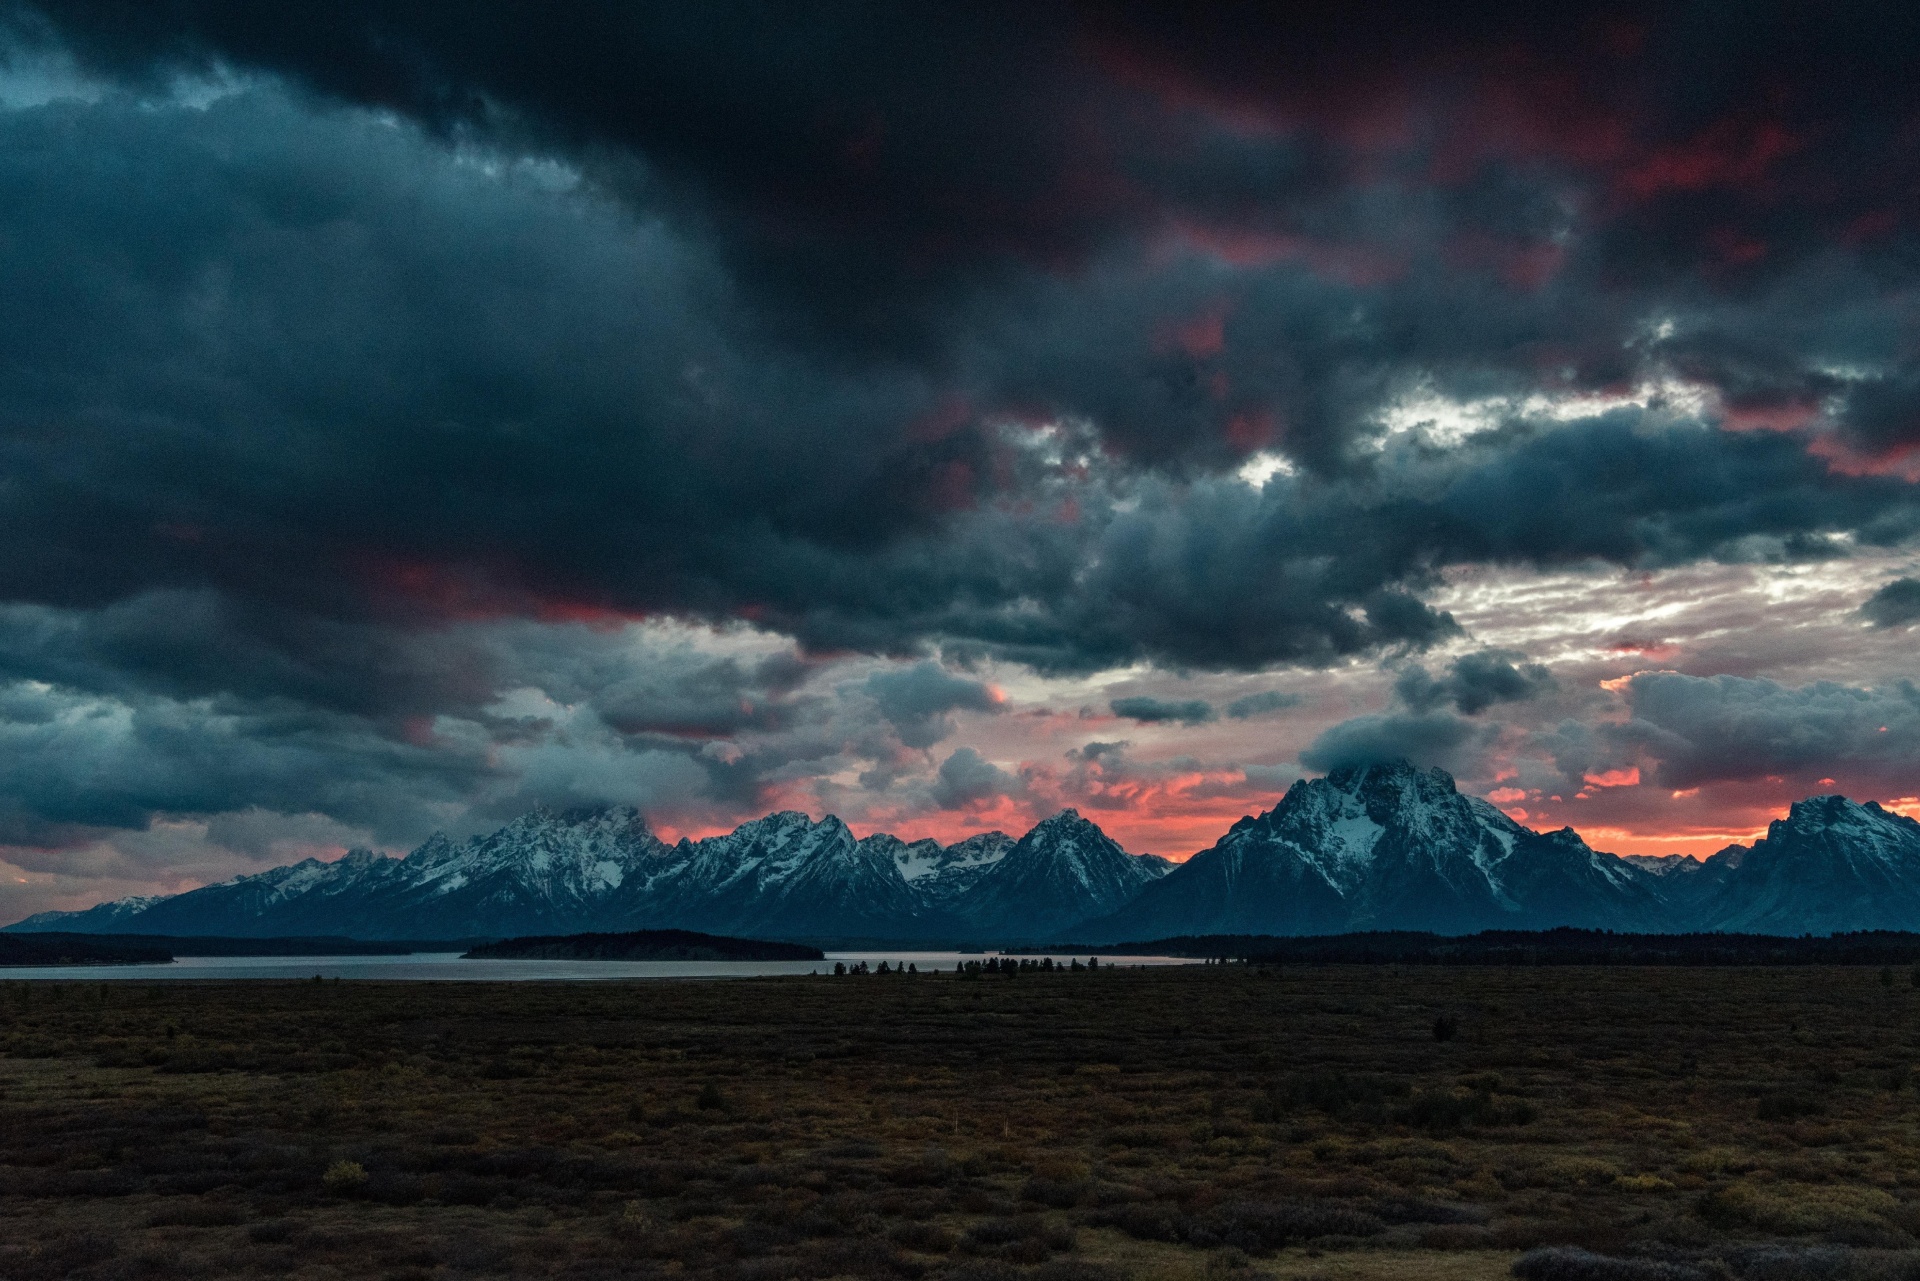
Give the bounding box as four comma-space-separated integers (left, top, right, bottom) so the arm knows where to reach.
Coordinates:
1, 4, 1919, 914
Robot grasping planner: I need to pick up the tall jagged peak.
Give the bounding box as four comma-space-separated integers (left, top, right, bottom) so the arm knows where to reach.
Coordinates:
516, 803, 652, 833
1780, 794, 1875, 828
1029, 808, 1095, 836
404, 831, 459, 865
734, 809, 840, 834
715, 810, 858, 861
948, 831, 1014, 856
1324, 759, 1457, 800
1761, 793, 1920, 853
1008, 811, 1147, 872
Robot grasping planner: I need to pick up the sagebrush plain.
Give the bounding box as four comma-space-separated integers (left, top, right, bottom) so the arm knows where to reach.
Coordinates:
3, 964, 1919, 1281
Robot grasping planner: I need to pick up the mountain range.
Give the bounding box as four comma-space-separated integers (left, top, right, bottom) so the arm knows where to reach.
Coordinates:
10, 759, 1920, 942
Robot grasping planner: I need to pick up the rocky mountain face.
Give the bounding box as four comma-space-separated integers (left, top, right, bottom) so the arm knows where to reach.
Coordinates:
10, 808, 673, 941
619, 812, 936, 940
1681, 796, 1920, 934
954, 810, 1172, 941
13, 761, 1920, 943
1078, 761, 1667, 942
880, 831, 1015, 907
6, 805, 1163, 943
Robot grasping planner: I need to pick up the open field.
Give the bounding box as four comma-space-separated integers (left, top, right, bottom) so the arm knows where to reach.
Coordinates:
4, 965, 1920, 1281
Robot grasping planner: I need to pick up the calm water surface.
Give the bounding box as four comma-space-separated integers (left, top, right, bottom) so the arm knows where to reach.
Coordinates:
0, 951, 1204, 981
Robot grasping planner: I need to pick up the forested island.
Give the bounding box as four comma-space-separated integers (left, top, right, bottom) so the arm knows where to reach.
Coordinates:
0, 933, 173, 966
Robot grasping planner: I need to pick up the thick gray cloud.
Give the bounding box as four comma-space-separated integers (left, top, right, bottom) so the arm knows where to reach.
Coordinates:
0, 65, 1909, 693
931, 746, 1022, 810
1294, 648, 1552, 778
1861, 579, 1920, 629
1620, 672, 1920, 792
1396, 650, 1556, 716
0, 676, 488, 845
1110, 696, 1215, 726
1299, 711, 1491, 775
0, 3, 1918, 898
863, 662, 1002, 748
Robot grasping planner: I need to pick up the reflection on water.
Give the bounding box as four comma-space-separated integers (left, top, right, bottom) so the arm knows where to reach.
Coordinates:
0, 950, 1204, 981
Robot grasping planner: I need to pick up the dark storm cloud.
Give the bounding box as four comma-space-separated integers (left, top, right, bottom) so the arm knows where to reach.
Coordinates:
1832, 371, 1920, 458
1299, 711, 1490, 775
0, 676, 489, 841
1396, 650, 1556, 716
863, 662, 1003, 749
7, 1, 1920, 472
572, 650, 810, 741
1618, 672, 1920, 792
26, 1, 1920, 295
0, 592, 493, 719
931, 746, 1023, 810
1110, 696, 1214, 726
1860, 579, 1920, 629
0, 33, 1911, 684
1, 2, 1919, 857
1296, 647, 1547, 775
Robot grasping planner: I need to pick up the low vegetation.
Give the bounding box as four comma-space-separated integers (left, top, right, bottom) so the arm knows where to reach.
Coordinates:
3, 964, 1920, 1280
1090, 931, 1920, 967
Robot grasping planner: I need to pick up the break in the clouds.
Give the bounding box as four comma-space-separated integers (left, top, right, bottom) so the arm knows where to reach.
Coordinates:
3, 2, 1920, 915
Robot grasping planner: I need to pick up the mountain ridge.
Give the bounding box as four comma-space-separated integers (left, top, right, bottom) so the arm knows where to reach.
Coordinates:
12, 761, 1920, 942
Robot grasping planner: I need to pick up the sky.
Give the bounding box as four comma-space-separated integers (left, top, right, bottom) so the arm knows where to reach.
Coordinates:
3, 2, 1920, 920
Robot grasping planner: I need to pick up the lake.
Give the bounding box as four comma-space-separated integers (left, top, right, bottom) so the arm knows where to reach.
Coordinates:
0, 950, 1205, 981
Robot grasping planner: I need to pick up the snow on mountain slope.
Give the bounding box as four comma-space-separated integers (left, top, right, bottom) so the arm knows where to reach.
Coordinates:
16, 765, 1920, 941
1689, 796, 1920, 934
882, 830, 1015, 904
1079, 761, 1667, 941
954, 809, 1171, 941
628, 811, 931, 939
9, 807, 671, 939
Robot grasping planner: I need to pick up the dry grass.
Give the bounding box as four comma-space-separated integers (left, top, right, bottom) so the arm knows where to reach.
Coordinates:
1, 964, 1919, 1280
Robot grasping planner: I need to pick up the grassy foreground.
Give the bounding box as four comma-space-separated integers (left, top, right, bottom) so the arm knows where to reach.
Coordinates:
2, 964, 1919, 1281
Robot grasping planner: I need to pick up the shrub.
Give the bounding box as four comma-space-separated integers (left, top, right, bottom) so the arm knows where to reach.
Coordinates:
1512, 1246, 1709, 1281
698, 1083, 728, 1111
1031, 1264, 1125, 1281
1716, 1245, 1920, 1280
1197, 1200, 1384, 1252
1020, 1176, 1089, 1208
1615, 1174, 1677, 1194
806, 1237, 922, 1278
146, 1201, 246, 1227
1698, 1182, 1902, 1236
961, 1216, 1074, 1261
1270, 1069, 1405, 1119
1433, 1015, 1460, 1042
1100, 1199, 1383, 1253
1396, 1086, 1535, 1131
8, 1233, 119, 1281
321, 1159, 369, 1195
889, 1222, 957, 1253
1756, 1090, 1824, 1121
